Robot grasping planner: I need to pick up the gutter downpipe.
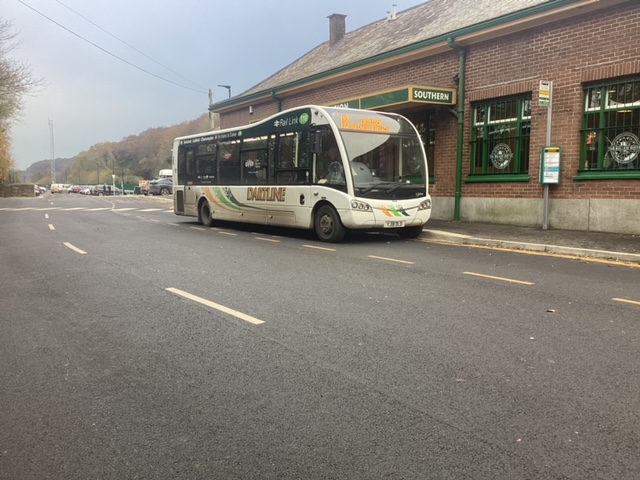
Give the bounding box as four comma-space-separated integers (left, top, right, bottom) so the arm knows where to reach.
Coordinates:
447, 37, 466, 222
271, 90, 283, 112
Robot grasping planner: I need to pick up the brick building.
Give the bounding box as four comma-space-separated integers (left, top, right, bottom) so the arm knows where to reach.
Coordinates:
211, 0, 640, 235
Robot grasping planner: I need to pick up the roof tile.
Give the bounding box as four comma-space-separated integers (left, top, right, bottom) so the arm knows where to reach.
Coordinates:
242, 0, 551, 96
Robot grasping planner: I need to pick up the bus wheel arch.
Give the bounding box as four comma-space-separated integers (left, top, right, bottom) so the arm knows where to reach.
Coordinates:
313, 202, 345, 243
198, 197, 213, 227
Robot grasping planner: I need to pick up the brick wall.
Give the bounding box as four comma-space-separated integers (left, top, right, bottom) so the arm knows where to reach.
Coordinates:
462, 1, 640, 200
219, 1, 640, 205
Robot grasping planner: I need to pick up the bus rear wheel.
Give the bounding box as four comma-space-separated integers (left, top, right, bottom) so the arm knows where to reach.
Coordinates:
315, 205, 345, 243
198, 200, 213, 227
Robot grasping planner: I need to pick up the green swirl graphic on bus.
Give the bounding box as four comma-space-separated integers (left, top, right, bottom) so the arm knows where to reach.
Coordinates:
380, 205, 410, 217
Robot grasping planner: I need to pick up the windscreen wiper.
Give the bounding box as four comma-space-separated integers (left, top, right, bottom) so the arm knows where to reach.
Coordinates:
385, 183, 412, 194
357, 182, 394, 194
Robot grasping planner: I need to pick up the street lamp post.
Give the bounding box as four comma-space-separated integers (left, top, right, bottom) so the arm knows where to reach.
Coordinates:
218, 84, 231, 98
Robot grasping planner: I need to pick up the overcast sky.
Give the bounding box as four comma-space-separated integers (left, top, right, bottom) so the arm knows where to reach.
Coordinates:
2, 0, 426, 170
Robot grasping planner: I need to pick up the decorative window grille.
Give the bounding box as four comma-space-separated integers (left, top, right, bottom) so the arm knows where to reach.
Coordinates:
581, 78, 640, 171
471, 95, 531, 176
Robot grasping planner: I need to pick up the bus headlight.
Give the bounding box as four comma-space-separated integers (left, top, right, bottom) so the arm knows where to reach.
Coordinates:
351, 200, 372, 212
418, 199, 431, 210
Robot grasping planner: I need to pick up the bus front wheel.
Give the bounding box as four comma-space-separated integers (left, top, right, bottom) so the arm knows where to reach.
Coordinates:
315, 205, 345, 243
199, 201, 213, 227
397, 225, 423, 239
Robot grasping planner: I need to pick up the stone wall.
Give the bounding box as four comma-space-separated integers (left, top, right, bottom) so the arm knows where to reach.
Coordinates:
0, 184, 37, 198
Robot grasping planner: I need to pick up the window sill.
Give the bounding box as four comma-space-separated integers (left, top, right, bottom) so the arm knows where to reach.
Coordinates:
574, 171, 640, 181
465, 174, 530, 183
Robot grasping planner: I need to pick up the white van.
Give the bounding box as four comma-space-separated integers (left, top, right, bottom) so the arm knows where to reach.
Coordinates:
51, 183, 71, 193
50, 183, 62, 193
158, 169, 172, 178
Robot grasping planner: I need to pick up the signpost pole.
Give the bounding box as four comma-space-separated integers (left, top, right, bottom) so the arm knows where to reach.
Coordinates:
540, 81, 553, 230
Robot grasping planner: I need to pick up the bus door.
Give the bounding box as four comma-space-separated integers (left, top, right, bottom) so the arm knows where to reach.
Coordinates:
181, 147, 198, 216
268, 132, 312, 228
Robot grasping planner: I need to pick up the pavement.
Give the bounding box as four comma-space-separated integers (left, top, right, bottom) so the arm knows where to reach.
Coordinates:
419, 219, 640, 264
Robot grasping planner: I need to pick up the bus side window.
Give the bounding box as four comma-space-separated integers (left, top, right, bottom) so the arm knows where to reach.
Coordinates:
218, 140, 241, 184
267, 135, 277, 183
196, 155, 216, 183
274, 132, 311, 184
275, 133, 296, 183
177, 147, 187, 178
179, 148, 196, 185
196, 142, 216, 184
277, 134, 295, 169
240, 136, 269, 184
186, 150, 195, 175
298, 131, 312, 169
241, 150, 267, 184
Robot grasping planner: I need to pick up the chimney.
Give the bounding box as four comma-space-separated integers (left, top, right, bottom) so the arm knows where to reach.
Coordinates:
328, 13, 346, 48
387, 4, 398, 21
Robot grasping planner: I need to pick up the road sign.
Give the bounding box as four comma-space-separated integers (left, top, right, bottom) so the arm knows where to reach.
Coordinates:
539, 80, 552, 107
540, 146, 561, 184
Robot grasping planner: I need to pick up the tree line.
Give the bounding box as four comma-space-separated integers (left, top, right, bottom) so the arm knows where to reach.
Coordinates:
1, 17, 211, 187
27, 115, 210, 187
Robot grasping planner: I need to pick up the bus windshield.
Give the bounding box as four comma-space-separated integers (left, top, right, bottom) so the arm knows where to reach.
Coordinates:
340, 130, 427, 200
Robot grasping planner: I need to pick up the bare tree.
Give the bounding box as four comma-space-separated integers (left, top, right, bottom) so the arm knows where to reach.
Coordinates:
0, 19, 40, 121
0, 18, 42, 178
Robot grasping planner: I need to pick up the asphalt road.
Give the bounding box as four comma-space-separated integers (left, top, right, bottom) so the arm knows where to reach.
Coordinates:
1, 193, 639, 479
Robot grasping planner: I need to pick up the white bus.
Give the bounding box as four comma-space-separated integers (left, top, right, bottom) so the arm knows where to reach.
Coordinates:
172, 105, 431, 242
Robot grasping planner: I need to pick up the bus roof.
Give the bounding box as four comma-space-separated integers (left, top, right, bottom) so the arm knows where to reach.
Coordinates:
173, 105, 409, 143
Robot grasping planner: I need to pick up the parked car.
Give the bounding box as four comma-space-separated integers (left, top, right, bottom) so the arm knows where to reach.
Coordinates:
90, 185, 123, 196
91, 185, 113, 196
147, 177, 173, 196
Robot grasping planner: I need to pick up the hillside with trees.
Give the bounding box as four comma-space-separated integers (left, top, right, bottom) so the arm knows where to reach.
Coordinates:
2, 16, 212, 188
27, 114, 211, 187
26, 157, 74, 184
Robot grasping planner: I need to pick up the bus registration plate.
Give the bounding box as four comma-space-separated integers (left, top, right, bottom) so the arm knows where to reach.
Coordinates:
385, 220, 405, 228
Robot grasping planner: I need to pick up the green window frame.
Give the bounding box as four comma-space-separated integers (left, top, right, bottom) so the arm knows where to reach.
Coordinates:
580, 77, 640, 175
405, 110, 435, 182
470, 95, 531, 178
